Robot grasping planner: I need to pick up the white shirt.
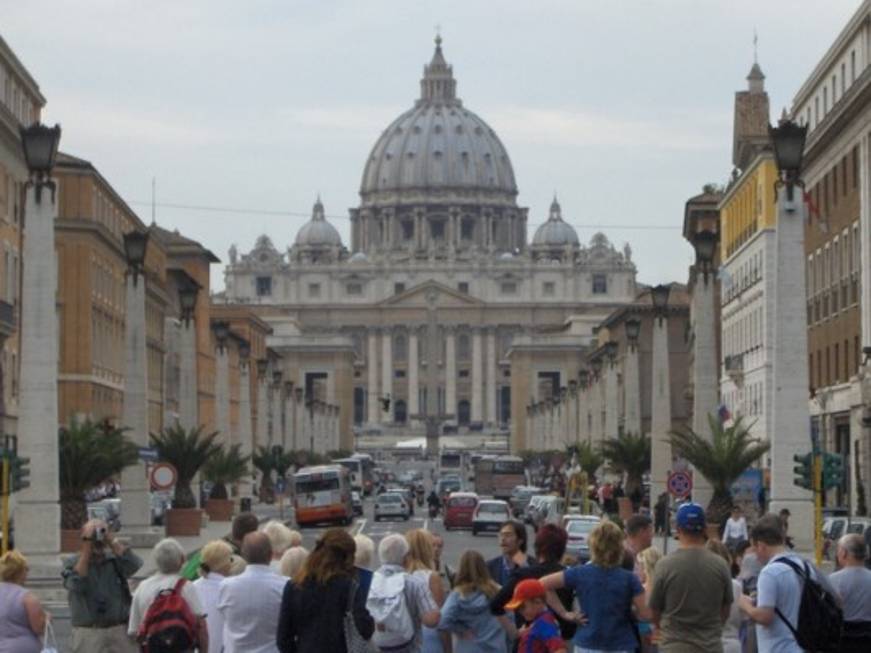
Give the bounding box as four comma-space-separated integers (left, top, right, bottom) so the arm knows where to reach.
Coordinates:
128, 572, 204, 636
193, 573, 226, 653
723, 516, 748, 541
217, 563, 288, 653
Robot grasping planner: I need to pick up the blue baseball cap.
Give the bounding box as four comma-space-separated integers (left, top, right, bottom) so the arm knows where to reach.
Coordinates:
676, 502, 706, 532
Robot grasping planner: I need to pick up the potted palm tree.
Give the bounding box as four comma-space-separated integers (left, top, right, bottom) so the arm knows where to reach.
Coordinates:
59, 419, 139, 551
150, 423, 220, 536
600, 431, 651, 518
252, 445, 276, 504
202, 444, 250, 521
669, 415, 770, 537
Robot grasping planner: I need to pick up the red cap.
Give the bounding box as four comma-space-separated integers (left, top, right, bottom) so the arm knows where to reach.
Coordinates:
504, 578, 546, 610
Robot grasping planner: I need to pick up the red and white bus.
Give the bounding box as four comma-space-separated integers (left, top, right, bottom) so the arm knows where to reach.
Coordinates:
293, 465, 353, 526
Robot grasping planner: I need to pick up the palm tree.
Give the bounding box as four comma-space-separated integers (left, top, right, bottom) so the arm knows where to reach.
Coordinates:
600, 431, 651, 497
668, 415, 770, 525
150, 423, 221, 509
202, 444, 250, 500
59, 419, 139, 530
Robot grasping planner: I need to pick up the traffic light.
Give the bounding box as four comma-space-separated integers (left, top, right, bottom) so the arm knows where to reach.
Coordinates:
822, 452, 844, 490
793, 453, 812, 490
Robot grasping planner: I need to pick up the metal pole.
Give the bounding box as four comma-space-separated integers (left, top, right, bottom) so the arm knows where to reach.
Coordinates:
662, 493, 670, 555
814, 452, 823, 565
1, 454, 8, 555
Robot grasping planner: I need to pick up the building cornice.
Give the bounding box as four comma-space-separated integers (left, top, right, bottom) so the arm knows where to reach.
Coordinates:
0, 34, 45, 105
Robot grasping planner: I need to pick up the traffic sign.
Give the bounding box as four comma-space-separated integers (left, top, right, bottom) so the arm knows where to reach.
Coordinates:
150, 463, 177, 491
667, 471, 692, 498
138, 446, 159, 463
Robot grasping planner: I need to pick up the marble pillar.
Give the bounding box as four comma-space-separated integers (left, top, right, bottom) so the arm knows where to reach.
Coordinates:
691, 277, 718, 509
178, 321, 198, 430
604, 362, 619, 441
623, 347, 642, 437
650, 315, 672, 503
296, 396, 306, 453
381, 328, 393, 422
408, 329, 419, 420
284, 386, 294, 450
486, 328, 498, 425
215, 347, 231, 443
367, 329, 379, 424
471, 328, 483, 422
238, 361, 254, 498
445, 327, 457, 419
271, 384, 282, 446
256, 377, 269, 450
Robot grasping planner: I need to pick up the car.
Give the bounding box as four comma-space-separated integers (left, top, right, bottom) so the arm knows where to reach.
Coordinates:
351, 491, 364, 516
472, 499, 510, 536
823, 516, 871, 559
510, 486, 543, 518
444, 492, 479, 530
564, 516, 600, 564
531, 496, 566, 531
436, 477, 462, 502
150, 491, 172, 526
386, 486, 415, 515
524, 494, 553, 526
374, 493, 410, 521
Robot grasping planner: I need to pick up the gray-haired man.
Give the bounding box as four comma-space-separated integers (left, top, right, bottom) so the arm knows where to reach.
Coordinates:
830, 533, 871, 652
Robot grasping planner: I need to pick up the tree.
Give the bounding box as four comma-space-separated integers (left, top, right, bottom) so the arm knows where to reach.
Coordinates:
566, 441, 604, 481
669, 415, 770, 525
150, 423, 221, 509
202, 444, 250, 500
59, 419, 139, 530
327, 449, 353, 460
600, 431, 650, 497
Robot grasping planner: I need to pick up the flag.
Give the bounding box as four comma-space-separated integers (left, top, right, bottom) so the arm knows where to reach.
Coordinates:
718, 404, 731, 424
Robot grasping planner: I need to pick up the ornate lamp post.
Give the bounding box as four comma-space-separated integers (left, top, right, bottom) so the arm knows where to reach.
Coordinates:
568, 379, 579, 443
650, 284, 672, 503
578, 368, 591, 443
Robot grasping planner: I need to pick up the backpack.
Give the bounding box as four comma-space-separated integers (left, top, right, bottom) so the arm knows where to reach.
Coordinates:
774, 557, 843, 653
137, 578, 198, 653
366, 570, 415, 649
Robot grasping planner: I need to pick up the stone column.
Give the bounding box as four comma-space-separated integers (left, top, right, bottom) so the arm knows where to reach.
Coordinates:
381, 328, 393, 422
120, 273, 150, 531
178, 321, 198, 430
445, 327, 457, 419
296, 394, 305, 453
769, 187, 814, 552
215, 346, 231, 443
578, 386, 588, 443
650, 314, 672, 504
486, 328, 498, 425
623, 346, 642, 437
691, 276, 718, 510
15, 183, 60, 561
471, 328, 483, 422
408, 328, 420, 421
367, 329, 379, 424
237, 360, 254, 499
271, 383, 282, 446
604, 362, 619, 441
284, 384, 294, 450
256, 376, 269, 450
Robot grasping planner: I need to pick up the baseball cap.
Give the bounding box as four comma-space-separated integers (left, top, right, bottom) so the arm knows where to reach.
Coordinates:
504, 578, 546, 610
676, 502, 706, 532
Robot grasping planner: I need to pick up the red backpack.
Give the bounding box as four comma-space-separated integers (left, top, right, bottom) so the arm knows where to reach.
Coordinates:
137, 578, 198, 653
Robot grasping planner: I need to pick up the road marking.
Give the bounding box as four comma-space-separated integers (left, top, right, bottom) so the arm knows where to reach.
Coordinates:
423, 518, 429, 531
354, 518, 367, 535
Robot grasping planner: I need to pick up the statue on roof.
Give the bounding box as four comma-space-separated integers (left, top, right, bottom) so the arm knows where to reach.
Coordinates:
228, 244, 238, 264
623, 243, 632, 262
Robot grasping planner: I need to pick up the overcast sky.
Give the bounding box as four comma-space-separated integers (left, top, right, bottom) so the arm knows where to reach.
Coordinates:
3, 0, 861, 289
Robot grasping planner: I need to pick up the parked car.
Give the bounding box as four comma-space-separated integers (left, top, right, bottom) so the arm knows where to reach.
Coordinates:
564, 515, 600, 564
386, 486, 415, 515
823, 516, 871, 559
374, 492, 410, 522
509, 486, 543, 518
472, 499, 510, 536
351, 491, 364, 516
524, 495, 550, 525
444, 492, 479, 530
531, 496, 566, 532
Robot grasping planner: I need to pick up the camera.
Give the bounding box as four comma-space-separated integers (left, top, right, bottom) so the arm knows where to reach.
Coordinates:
85, 526, 107, 542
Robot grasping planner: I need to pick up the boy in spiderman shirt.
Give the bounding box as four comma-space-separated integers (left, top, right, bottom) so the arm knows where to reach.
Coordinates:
504, 578, 567, 653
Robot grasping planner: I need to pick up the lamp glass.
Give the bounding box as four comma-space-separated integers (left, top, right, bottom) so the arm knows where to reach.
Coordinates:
578, 369, 590, 386
256, 358, 269, 377
19, 123, 61, 176
178, 281, 199, 313
625, 318, 641, 342
605, 341, 618, 360
238, 341, 251, 360
213, 321, 230, 343
693, 230, 717, 265
769, 120, 808, 176
651, 284, 671, 311
591, 358, 603, 374
123, 230, 149, 268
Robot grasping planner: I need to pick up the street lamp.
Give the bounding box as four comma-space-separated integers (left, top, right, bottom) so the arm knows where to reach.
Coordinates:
578, 369, 590, 389
692, 230, 718, 282
590, 357, 603, 377
604, 340, 618, 364
20, 122, 61, 202
651, 284, 671, 317
212, 321, 230, 352
769, 116, 808, 202
625, 317, 641, 347
238, 339, 251, 362
568, 379, 578, 394
123, 228, 149, 286
177, 277, 199, 326
256, 358, 269, 380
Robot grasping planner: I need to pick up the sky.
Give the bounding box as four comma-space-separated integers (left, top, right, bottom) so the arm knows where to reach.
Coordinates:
2, 0, 862, 289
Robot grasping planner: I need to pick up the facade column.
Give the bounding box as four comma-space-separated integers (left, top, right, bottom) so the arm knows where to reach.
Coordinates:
179, 321, 198, 430
237, 358, 254, 500
256, 375, 269, 450
381, 328, 393, 422
604, 361, 619, 441
295, 392, 305, 453
471, 328, 483, 422
445, 326, 457, 419
691, 276, 718, 509
578, 386, 589, 443
284, 383, 294, 450
15, 183, 61, 561
215, 346, 231, 443
623, 346, 642, 436
120, 273, 150, 531
650, 314, 672, 504
408, 328, 420, 421
270, 380, 282, 446
486, 327, 498, 425
367, 329, 380, 424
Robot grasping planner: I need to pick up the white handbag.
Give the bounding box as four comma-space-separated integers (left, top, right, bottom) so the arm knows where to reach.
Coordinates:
41, 619, 58, 653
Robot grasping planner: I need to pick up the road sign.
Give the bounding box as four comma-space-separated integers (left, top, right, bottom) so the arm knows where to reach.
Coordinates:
667, 471, 692, 498
138, 446, 159, 463
150, 463, 177, 491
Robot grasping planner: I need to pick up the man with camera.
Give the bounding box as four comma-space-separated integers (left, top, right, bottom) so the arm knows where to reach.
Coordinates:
62, 518, 143, 652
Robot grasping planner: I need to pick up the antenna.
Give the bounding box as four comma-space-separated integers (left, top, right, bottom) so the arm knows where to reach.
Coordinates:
753, 29, 758, 64
151, 177, 156, 225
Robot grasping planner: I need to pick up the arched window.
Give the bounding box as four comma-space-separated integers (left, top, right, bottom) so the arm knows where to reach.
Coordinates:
394, 333, 407, 362
457, 333, 471, 361
394, 399, 408, 424
457, 400, 471, 426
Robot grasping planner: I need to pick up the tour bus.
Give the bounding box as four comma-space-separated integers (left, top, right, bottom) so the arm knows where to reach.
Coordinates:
293, 465, 353, 526
473, 455, 527, 500
439, 450, 464, 476
333, 454, 376, 495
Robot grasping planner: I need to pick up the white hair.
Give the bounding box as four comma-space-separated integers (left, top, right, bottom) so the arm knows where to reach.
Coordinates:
378, 533, 410, 567
153, 538, 186, 574
261, 520, 294, 557
354, 534, 375, 569
279, 546, 309, 578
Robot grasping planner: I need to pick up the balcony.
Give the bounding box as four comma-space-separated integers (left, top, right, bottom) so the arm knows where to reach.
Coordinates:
0, 300, 15, 341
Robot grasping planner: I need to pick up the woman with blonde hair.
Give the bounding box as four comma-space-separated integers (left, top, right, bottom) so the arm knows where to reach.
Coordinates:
261, 520, 295, 570
192, 540, 235, 653
542, 520, 650, 653
279, 546, 309, 579
438, 550, 513, 652
636, 547, 662, 653
405, 529, 446, 653
706, 539, 744, 653
0, 550, 47, 652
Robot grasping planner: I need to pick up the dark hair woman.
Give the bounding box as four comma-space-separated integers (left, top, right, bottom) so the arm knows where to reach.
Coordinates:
277, 528, 374, 653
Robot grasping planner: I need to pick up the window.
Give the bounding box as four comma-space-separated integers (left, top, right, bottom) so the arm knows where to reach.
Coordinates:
459, 369, 470, 378
346, 282, 363, 296
255, 276, 272, 296
592, 274, 607, 294
500, 282, 517, 295
832, 75, 837, 104
841, 63, 846, 95
853, 146, 859, 189
430, 219, 445, 240
461, 219, 475, 240
400, 220, 414, 241
542, 282, 555, 296
394, 282, 406, 294
823, 87, 828, 113
851, 50, 856, 83
308, 283, 321, 298
394, 370, 406, 378
815, 97, 819, 125
457, 282, 469, 294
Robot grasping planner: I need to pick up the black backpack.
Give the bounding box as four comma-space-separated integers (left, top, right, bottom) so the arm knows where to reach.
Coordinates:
774, 557, 843, 653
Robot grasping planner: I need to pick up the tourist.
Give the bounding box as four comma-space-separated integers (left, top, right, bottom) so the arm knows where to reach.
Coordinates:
278, 528, 374, 653
622, 513, 654, 571
706, 539, 745, 653
486, 521, 534, 585
654, 492, 669, 536
0, 550, 47, 653
182, 511, 260, 580
128, 538, 208, 651
219, 531, 288, 652
354, 533, 375, 598
636, 546, 662, 653
722, 506, 748, 552
439, 550, 513, 652
648, 503, 733, 653
192, 540, 236, 653
262, 520, 295, 572
62, 519, 143, 653
503, 579, 567, 653
406, 529, 446, 653
828, 533, 871, 652
279, 546, 309, 579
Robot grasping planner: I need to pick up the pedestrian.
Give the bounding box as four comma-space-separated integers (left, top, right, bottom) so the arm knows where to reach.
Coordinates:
636, 546, 662, 653
648, 503, 733, 653
367, 532, 439, 653
778, 508, 794, 549
654, 493, 669, 536
722, 507, 748, 552
406, 529, 447, 653
192, 540, 237, 653
354, 534, 375, 598
62, 518, 143, 653
542, 520, 649, 653
262, 520, 295, 572
0, 550, 48, 653
278, 546, 309, 579
706, 539, 746, 653
438, 550, 513, 652
182, 511, 260, 580
218, 531, 288, 652
128, 538, 208, 652
490, 523, 576, 640
827, 533, 871, 652
622, 513, 654, 571
277, 528, 374, 653
486, 521, 534, 585
737, 513, 836, 653
502, 579, 567, 653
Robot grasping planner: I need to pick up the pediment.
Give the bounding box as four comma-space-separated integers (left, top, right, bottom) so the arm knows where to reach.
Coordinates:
379, 280, 484, 307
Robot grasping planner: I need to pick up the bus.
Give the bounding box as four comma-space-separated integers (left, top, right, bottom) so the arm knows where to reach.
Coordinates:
293, 465, 353, 526
352, 452, 375, 495
439, 450, 464, 476
474, 455, 526, 500
334, 454, 376, 495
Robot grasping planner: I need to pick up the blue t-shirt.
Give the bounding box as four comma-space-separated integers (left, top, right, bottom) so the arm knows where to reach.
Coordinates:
563, 563, 643, 650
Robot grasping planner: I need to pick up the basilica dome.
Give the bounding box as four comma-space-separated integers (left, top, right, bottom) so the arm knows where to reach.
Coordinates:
295, 197, 342, 247
532, 197, 579, 247
360, 37, 517, 205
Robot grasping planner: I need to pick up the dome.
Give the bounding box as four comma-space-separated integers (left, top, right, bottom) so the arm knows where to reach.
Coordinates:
295, 197, 342, 247
360, 36, 517, 205
348, 251, 369, 263
532, 197, 579, 247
